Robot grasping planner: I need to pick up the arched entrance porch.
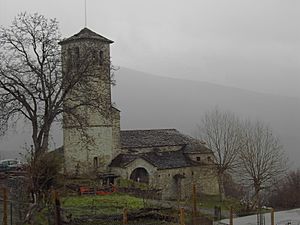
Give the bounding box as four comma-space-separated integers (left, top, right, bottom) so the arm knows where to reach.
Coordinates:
130, 167, 149, 184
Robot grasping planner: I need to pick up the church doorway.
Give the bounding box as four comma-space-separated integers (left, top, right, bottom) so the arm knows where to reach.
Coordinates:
172, 174, 185, 200
130, 167, 149, 184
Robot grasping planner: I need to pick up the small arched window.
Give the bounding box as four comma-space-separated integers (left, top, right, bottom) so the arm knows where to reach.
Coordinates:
74, 47, 79, 60
74, 47, 80, 68
93, 157, 99, 168
67, 47, 79, 69
99, 50, 104, 65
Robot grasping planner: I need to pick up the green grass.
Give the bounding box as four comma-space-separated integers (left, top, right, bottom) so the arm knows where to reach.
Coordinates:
61, 192, 144, 216
198, 195, 241, 211
117, 178, 149, 190
72, 220, 177, 225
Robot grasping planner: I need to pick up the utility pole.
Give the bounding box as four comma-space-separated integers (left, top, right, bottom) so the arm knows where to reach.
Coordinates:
2, 188, 8, 225
192, 184, 197, 225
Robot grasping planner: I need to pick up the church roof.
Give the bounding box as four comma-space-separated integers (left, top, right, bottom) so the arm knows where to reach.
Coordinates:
120, 128, 212, 154
108, 154, 137, 168
120, 129, 190, 148
141, 151, 196, 169
182, 140, 212, 154
111, 129, 212, 169
109, 150, 199, 170
59, 27, 113, 45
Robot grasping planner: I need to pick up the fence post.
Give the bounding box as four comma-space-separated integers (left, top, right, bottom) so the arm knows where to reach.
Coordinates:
214, 206, 221, 220
229, 206, 233, 225
192, 184, 197, 225
2, 187, 8, 225
10, 201, 13, 225
179, 207, 185, 225
271, 208, 275, 225
54, 191, 61, 225
123, 208, 128, 225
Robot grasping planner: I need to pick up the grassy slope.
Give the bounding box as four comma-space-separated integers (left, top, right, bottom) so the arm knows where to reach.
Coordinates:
62, 193, 144, 216
198, 195, 241, 211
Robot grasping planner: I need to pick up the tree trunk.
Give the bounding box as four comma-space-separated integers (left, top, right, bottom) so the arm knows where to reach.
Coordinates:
218, 172, 225, 202
250, 184, 261, 210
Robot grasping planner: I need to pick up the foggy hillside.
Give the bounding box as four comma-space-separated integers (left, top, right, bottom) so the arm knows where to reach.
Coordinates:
112, 67, 300, 167
1, 67, 299, 167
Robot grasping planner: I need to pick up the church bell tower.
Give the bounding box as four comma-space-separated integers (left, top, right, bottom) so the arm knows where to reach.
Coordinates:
59, 28, 120, 176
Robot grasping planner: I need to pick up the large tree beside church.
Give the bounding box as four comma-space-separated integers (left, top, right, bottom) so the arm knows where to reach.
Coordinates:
0, 13, 113, 196
197, 109, 244, 200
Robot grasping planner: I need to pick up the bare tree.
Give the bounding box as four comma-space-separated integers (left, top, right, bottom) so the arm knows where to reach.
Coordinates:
238, 120, 287, 209
0, 13, 113, 196
197, 108, 244, 200
268, 169, 300, 209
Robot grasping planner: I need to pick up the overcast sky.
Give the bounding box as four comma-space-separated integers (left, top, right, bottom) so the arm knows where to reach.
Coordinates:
1, 0, 300, 97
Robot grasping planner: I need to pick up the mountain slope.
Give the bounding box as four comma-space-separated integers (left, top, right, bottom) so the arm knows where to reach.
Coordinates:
112, 67, 300, 166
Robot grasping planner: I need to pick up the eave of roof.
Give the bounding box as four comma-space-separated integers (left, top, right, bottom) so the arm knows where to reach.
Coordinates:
110, 150, 197, 170
59, 27, 113, 45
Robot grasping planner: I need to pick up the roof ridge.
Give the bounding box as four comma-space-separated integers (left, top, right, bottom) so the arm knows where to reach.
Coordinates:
59, 27, 113, 44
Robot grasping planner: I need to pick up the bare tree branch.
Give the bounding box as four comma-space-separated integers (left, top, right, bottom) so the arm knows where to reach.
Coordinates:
196, 108, 244, 200
237, 120, 287, 209
0, 12, 116, 199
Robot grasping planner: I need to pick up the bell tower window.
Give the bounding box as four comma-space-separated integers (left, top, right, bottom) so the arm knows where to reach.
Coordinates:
93, 157, 99, 168
74, 47, 79, 60
99, 50, 103, 65
67, 47, 79, 69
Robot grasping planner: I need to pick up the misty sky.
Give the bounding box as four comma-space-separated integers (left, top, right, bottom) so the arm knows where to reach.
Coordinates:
0, 0, 300, 97
1, 0, 300, 164
1, 0, 300, 98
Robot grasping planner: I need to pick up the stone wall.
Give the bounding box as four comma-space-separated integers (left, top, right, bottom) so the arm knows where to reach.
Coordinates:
187, 153, 215, 164
111, 158, 157, 183
64, 126, 114, 175
61, 37, 118, 176
154, 167, 192, 200
110, 156, 219, 200
192, 165, 219, 195
154, 165, 219, 199
61, 40, 112, 126
112, 107, 121, 157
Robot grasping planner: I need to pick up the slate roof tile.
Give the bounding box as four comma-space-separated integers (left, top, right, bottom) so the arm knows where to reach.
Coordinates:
59, 27, 113, 44
120, 128, 212, 154
109, 154, 137, 168
141, 151, 194, 169
182, 140, 212, 154
110, 150, 202, 169
120, 129, 189, 148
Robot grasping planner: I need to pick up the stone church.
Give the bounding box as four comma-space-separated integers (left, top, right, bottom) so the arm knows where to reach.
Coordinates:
59, 27, 219, 199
